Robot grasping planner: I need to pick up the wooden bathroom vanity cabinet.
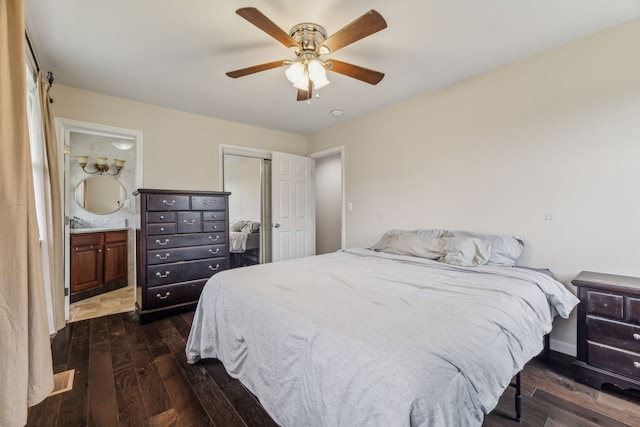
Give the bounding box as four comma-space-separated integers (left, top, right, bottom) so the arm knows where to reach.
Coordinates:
70, 229, 128, 302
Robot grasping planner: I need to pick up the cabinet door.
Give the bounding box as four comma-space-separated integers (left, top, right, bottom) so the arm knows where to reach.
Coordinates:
71, 245, 103, 293
104, 240, 128, 284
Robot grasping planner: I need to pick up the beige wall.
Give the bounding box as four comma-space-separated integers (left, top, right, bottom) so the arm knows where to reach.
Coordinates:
308, 19, 640, 355
51, 85, 307, 191
315, 152, 342, 254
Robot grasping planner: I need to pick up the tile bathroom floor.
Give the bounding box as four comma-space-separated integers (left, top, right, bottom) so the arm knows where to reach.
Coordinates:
68, 285, 135, 322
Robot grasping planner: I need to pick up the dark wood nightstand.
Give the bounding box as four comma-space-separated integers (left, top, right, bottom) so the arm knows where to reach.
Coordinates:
572, 271, 640, 391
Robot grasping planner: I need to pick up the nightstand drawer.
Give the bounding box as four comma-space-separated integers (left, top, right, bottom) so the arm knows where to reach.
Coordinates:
629, 297, 640, 325
587, 317, 640, 353
587, 291, 624, 320
588, 343, 640, 381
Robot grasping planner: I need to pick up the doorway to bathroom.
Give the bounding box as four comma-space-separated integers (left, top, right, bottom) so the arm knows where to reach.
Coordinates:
56, 118, 143, 322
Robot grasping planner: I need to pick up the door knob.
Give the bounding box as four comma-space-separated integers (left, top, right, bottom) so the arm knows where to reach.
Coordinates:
274, 223, 280, 228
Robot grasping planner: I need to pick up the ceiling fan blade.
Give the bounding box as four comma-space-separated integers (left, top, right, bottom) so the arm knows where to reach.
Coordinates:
326, 60, 384, 85
226, 60, 288, 78
296, 80, 313, 102
236, 8, 300, 51
320, 10, 387, 53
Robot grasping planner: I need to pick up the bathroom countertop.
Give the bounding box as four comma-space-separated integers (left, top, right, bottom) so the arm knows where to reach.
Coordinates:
70, 227, 130, 234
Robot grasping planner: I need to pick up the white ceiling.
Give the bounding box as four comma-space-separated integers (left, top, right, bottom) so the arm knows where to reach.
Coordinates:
24, 0, 640, 136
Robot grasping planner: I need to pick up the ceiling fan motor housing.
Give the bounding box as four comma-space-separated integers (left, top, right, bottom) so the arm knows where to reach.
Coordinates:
289, 23, 329, 54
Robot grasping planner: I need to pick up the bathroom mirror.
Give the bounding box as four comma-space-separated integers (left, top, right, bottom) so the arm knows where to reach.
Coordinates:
74, 175, 127, 215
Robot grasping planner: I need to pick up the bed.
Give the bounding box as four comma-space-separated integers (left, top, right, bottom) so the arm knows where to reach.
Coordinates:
186, 230, 579, 426
229, 220, 260, 267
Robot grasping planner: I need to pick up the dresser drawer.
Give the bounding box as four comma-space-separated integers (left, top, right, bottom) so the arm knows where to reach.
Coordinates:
147, 211, 176, 223
145, 279, 208, 310
147, 244, 225, 265
147, 232, 226, 250
147, 258, 227, 287
147, 223, 177, 235
147, 194, 190, 211
178, 212, 202, 233
588, 343, 640, 381
588, 291, 624, 320
203, 221, 226, 233
202, 211, 225, 221
629, 298, 640, 325
192, 195, 226, 211
587, 317, 640, 353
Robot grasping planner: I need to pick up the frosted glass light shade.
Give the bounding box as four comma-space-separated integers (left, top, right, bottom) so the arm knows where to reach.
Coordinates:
292, 73, 310, 90
95, 157, 108, 165
285, 62, 305, 84
114, 159, 126, 168
307, 59, 325, 81
75, 155, 89, 165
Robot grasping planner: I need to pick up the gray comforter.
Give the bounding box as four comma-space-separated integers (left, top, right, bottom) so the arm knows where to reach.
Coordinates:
186, 249, 579, 426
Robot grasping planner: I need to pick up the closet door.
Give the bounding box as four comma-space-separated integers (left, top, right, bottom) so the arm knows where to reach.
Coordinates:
271, 152, 315, 262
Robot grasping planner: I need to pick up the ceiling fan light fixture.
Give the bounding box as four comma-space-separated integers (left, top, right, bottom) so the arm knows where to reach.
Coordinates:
292, 73, 310, 90
312, 74, 330, 89
307, 59, 325, 81
285, 61, 305, 84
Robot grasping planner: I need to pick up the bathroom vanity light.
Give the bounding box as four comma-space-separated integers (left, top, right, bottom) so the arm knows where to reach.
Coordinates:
75, 155, 125, 176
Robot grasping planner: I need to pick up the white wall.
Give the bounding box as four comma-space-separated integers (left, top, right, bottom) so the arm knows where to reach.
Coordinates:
315, 152, 342, 254
308, 19, 640, 355
51, 85, 307, 191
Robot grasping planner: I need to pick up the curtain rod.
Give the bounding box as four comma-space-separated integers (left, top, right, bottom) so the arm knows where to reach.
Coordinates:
25, 31, 40, 73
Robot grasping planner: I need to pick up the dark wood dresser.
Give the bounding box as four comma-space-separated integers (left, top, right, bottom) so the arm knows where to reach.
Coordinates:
134, 189, 230, 322
572, 271, 640, 391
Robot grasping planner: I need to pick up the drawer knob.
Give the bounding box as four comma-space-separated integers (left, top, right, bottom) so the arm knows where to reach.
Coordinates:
162, 199, 176, 206
212, 214, 217, 219
159, 215, 164, 219
208, 235, 220, 241
156, 253, 170, 260
209, 264, 220, 271
156, 239, 170, 246
156, 292, 171, 300
209, 248, 220, 255
183, 219, 196, 225
156, 271, 170, 278
633, 333, 640, 341
160, 227, 165, 231
634, 362, 640, 369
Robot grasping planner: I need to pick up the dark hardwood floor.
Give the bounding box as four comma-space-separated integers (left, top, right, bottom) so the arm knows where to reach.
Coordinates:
27, 310, 640, 427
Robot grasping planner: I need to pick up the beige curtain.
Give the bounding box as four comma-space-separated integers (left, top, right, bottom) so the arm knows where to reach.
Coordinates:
38, 70, 66, 332
0, 1, 54, 426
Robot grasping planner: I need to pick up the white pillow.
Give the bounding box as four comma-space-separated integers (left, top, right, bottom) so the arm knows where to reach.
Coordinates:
377, 233, 442, 259
376, 233, 492, 267
370, 229, 447, 251
444, 231, 524, 266
438, 237, 492, 267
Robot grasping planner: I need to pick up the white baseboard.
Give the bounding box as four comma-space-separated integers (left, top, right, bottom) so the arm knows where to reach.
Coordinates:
549, 337, 576, 357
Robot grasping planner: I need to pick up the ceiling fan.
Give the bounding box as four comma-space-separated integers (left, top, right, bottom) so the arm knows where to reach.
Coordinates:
226, 8, 387, 103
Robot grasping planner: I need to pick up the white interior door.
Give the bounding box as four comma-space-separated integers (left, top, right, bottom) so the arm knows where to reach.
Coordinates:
271, 152, 315, 262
